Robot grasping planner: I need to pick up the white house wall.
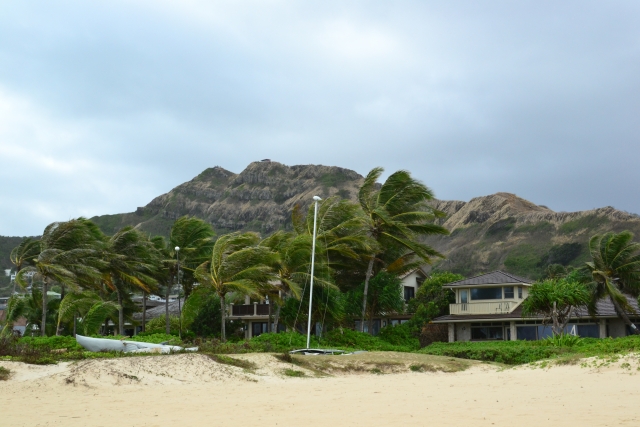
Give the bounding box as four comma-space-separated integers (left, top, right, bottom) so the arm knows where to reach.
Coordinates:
456, 323, 471, 342
400, 271, 423, 295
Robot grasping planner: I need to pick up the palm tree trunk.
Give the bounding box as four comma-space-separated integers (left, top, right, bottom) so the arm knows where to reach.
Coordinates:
268, 298, 272, 333
117, 289, 124, 336
360, 257, 375, 333
56, 285, 66, 336
41, 278, 48, 336
165, 281, 171, 334
610, 296, 640, 335
220, 294, 227, 342
142, 292, 147, 333
73, 313, 77, 336
273, 303, 281, 333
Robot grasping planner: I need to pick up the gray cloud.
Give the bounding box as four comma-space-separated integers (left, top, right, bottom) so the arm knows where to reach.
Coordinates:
1, 1, 639, 235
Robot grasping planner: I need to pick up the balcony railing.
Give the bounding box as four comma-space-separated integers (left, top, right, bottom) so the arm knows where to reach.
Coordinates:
449, 300, 520, 315
230, 303, 271, 317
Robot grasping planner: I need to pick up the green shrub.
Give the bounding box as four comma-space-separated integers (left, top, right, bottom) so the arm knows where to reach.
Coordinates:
322, 329, 414, 352
420, 341, 565, 364
283, 368, 305, 377
207, 354, 257, 370
0, 366, 10, 380
251, 332, 316, 352
420, 336, 640, 365
19, 336, 83, 351
541, 334, 583, 347
145, 316, 181, 334
378, 324, 420, 350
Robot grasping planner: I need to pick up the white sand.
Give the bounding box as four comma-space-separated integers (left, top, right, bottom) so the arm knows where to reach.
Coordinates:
1, 352, 640, 426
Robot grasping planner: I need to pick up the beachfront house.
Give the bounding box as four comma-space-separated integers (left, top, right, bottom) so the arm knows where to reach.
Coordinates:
431, 270, 640, 342
226, 268, 428, 339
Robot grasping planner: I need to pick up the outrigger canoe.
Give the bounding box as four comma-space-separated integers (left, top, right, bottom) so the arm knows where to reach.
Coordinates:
75, 334, 198, 354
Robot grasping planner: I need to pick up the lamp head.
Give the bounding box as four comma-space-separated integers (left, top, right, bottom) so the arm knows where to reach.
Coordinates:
175, 246, 180, 252
313, 196, 322, 201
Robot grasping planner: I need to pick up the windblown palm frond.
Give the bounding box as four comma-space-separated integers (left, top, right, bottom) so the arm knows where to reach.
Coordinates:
584, 231, 640, 334
195, 231, 277, 341
356, 167, 449, 332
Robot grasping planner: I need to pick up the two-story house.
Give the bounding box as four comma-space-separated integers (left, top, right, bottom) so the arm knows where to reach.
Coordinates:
227, 268, 428, 339
432, 270, 640, 341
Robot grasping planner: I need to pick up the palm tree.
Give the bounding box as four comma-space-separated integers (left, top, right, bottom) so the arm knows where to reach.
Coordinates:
358, 167, 449, 333
1, 285, 60, 336
9, 237, 41, 295
1, 294, 27, 336
57, 291, 119, 336
195, 232, 277, 342
155, 216, 215, 334
584, 231, 640, 335
259, 230, 303, 332
15, 219, 104, 336
102, 227, 159, 336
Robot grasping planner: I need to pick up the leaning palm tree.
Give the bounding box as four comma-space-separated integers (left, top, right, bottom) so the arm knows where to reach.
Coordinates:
15, 219, 105, 336
57, 290, 119, 336
102, 227, 159, 335
584, 231, 640, 334
154, 216, 215, 334
358, 167, 449, 332
259, 230, 304, 332
1, 285, 60, 336
1, 294, 27, 336
195, 232, 277, 342
9, 238, 41, 295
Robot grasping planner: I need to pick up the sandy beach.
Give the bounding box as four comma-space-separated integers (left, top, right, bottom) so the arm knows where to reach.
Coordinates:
1, 352, 639, 427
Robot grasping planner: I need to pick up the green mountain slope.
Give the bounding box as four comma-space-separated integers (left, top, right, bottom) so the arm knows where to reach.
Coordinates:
425, 192, 640, 280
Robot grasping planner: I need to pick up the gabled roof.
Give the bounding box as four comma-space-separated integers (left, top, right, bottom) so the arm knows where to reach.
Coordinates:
399, 267, 428, 280
444, 270, 532, 288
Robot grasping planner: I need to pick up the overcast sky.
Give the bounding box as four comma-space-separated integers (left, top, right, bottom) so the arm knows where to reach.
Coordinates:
1, 1, 638, 236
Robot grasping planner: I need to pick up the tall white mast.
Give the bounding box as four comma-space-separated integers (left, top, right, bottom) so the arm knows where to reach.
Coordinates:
306, 196, 322, 349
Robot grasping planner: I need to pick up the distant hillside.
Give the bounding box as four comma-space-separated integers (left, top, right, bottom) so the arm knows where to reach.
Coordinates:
3, 162, 640, 284
90, 161, 364, 236
425, 192, 640, 280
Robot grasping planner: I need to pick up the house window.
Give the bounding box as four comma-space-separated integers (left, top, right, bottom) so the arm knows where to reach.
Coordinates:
460, 290, 468, 304
404, 286, 415, 302
518, 287, 523, 299
355, 320, 381, 336
470, 287, 502, 300
471, 325, 504, 340
516, 326, 537, 340
577, 325, 599, 338
252, 322, 268, 337
503, 286, 514, 299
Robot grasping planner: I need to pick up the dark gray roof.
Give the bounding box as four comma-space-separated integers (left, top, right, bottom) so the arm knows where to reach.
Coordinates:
133, 300, 181, 321
445, 270, 532, 287
432, 295, 640, 322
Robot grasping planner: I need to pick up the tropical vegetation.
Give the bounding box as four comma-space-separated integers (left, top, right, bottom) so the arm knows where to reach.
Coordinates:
2, 167, 640, 371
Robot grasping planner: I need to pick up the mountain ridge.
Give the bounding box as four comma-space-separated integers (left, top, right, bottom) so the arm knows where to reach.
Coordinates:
2, 161, 639, 291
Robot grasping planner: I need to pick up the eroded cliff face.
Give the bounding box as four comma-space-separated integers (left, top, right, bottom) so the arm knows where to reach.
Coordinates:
425, 193, 640, 279
93, 161, 364, 236
89, 162, 640, 280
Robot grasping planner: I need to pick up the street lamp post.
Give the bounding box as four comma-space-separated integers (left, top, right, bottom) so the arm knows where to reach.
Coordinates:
306, 196, 322, 349
175, 246, 181, 339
